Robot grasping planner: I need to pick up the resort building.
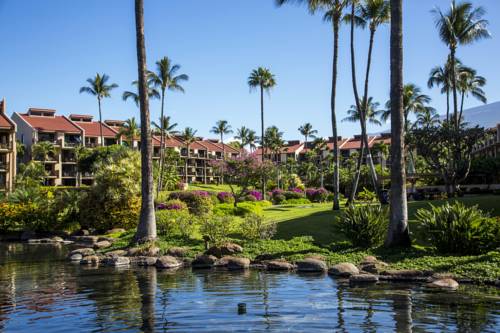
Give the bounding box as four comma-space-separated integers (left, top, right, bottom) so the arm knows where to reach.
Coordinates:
0, 99, 17, 193
472, 123, 500, 158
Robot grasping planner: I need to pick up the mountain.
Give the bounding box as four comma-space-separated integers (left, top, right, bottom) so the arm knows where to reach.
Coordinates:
453, 102, 500, 128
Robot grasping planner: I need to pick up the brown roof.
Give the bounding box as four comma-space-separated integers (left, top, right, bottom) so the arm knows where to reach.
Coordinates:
20, 113, 82, 133
0, 99, 14, 130
341, 136, 377, 150
74, 121, 117, 138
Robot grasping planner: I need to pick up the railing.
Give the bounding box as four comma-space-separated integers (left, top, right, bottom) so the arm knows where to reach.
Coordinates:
82, 172, 94, 178
0, 142, 12, 149
46, 171, 58, 177
62, 156, 76, 163
0, 162, 7, 170
62, 171, 77, 177
64, 141, 81, 148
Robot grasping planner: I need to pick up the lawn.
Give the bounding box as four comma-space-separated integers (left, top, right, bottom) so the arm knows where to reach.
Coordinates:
185, 184, 241, 192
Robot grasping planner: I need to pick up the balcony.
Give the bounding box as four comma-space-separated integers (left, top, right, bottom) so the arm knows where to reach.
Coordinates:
0, 142, 12, 150
62, 171, 77, 178
0, 161, 8, 170
82, 171, 94, 178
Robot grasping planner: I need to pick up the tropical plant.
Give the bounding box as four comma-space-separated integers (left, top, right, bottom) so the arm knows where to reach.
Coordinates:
122, 79, 160, 106
338, 204, 389, 248
133, 0, 156, 243
235, 126, 251, 149
241, 213, 277, 241
31, 142, 57, 162
79, 73, 118, 146
298, 122, 318, 149
115, 117, 141, 146
456, 66, 486, 123
246, 130, 259, 152
343, 96, 383, 126
200, 214, 235, 246
210, 120, 233, 184
264, 126, 285, 162
180, 127, 198, 183
149, 56, 189, 193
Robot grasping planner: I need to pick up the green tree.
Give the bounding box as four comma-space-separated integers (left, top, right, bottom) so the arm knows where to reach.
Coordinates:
457, 66, 486, 123
210, 120, 233, 185
298, 122, 318, 150
247, 130, 259, 152
149, 57, 189, 193
122, 80, 160, 107
235, 126, 250, 150
79, 73, 118, 147
133, 0, 156, 243
32, 141, 57, 162
180, 127, 198, 183
116, 117, 141, 147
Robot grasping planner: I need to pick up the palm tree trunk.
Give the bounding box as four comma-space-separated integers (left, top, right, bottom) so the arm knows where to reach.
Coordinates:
221, 133, 225, 185
134, 0, 156, 243
446, 89, 450, 123
157, 90, 166, 195
458, 90, 465, 125
450, 47, 459, 130
386, 0, 410, 248
349, 139, 364, 204
98, 97, 104, 147
260, 85, 267, 200
185, 146, 189, 183
331, 18, 341, 211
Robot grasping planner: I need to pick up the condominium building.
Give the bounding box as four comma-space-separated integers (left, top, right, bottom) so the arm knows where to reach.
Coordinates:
0, 99, 16, 193
472, 123, 500, 158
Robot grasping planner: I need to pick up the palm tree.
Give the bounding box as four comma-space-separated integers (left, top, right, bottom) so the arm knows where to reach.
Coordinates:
432, 0, 490, 129
152, 116, 178, 138
133, 0, 156, 243
149, 57, 189, 192
372, 141, 389, 189
298, 123, 318, 150
181, 127, 197, 183
428, 60, 453, 122
343, 97, 383, 126
456, 66, 486, 123
248, 67, 276, 199
312, 137, 328, 188
116, 117, 141, 147
79, 73, 118, 147
235, 126, 251, 150
32, 141, 56, 162
276, 0, 348, 210
264, 126, 285, 162
386, 0, 410, 248
415, 108, 439, 129
247, 130, 259, 152
122, 80, 160, 107
210, 120, 233, 184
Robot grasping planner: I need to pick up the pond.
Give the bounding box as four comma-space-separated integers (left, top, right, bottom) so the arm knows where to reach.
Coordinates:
0, 243, 499, 332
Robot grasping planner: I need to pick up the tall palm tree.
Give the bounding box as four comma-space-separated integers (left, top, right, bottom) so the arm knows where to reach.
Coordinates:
79, 73, 118, 147
312, 137, 328, 188
247, 130, 259, 152
415, 108, 439, 129
149, 57, 189, 192
116, 117, 141, 147
248, 67, 276, 199
428, 59, 453, 122
264, 126, 285, 162
133, 0, 156, 243
235, 126, 251, 150
181, 127, 197, 183
152, 115, 178, 194
343, 97, 383, 126
122, 80, 160, 107
457, 67, 486, 123
32, 142, 56, 162
276, 0, 348, 210
298, 122, 318, 150
432, 0, 490, 129
386, 0, 410, 248
210, 120, 233, 184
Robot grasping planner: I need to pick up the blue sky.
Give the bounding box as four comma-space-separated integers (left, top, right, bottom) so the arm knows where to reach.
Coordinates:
0, 0, 498, 140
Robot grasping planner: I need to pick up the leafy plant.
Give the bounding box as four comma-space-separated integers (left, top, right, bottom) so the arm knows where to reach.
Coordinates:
200, 215, 235, 246
157, 199, 188, 211
156, 209, 196, 238
416, 202, 500, 255
357, 187, 376, 202
241, 213, 277, 241
169, 191, 214, 216
338, 205, 388, 248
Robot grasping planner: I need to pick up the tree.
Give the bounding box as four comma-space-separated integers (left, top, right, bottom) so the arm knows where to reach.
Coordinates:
415, 108, 439, 129
152, 115, 178, 195
133, 0, 156, 243
432, 0, 490, 130
152, 116, 178, 138
456, 66, 486, 123
428, 59, 453, 122
235, 126, 250, 150
180, 127, 197, 183
298, 122, 318, 150
32, 142, 57, 162
116, 117, 141, 147
276, 0, 348, 210
312, 137, 328, 188
149, 57, 189, 193
210, 120, 233, 184
264, 126, 285, 163
122, 80, 160, 107
372, 141, 389, 189
386, 0, 410, 248
247, 130, 259, 152
79, 73, 118, 147
248, 67, 276, 199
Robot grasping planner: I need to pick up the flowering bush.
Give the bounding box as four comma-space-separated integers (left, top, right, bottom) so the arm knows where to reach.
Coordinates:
272, 193, 286, 205
243, 194, 258, 202
169, 191, 214, 216
217, 192, 235, 204
248, 190, 263, 201
283, 191, 305, 200
305, 188, 329, 203
157, 199, 188, 211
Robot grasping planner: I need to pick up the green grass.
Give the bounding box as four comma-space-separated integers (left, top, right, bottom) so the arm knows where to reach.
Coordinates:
185, 184, 241, 192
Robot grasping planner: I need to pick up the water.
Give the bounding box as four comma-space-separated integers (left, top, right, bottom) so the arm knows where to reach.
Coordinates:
0, 243, 499, 332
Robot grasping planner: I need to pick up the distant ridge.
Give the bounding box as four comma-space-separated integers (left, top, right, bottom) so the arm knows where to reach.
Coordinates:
449, 102, 500, 128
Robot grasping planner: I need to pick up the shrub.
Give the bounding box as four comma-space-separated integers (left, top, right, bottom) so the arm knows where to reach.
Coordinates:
248, 190, 263, 201
200, 215, 235, 246
416, 202, 500, 255
242, 194, 257, 202
357, 187, 376, 202
213, 203, 237, 216
157, 199, 188, 211
306, 188, 329, 203
156, 209, 196, 238
0, 202, 45, 232
272, 193, 286, 205
235, 202, 264, 216
168, 191, 213, 216
217, 192, 235, 204
254, 200, 273, 208
338, 205, 388, 248
283, 198, 312, 205
283, 190, 305, 200
240, 213, 277, 241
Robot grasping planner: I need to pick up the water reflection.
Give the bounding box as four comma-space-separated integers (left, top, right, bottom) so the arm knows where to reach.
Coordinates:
0, 243, 499, 332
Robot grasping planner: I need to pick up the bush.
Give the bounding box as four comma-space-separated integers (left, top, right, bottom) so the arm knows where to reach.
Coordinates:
255, 200, 273, 208
156, 209, 196, 238
283, 198, 312, 205
235, 202, 264, 216
248, 190, 263, 201
240, 213, 277, 241
338, 205, 388, 248
272, 193, 286, 205
283, 190, 305, 200
213, 203, 237, 216
416, 202, 500, 255
200, 215, 235, 246
157, 199, 188, 211
306, 188, 329, 203
0, 202, 47, 232
357, 187, 376, 202
242, 194, 258, 202
217, 192, 235, 204
169, 191, 214, 216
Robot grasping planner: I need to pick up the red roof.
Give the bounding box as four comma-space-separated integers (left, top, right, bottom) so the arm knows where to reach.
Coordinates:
373, 137, 391, 145
0, 100, 14, 129
20, 114, 82, 133
202, 140, 239, 153
342, 136, 377, 149
163, 136, 184, 148
74, 121, 117, 138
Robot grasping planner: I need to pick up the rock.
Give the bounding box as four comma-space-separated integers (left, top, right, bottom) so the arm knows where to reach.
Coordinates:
70, 248, 95, 257
192, 254, 218, 269
495, 279, 500, 287
69, 253, 83, 261
167, 247, 188, 257
379, 270, 433, 282
134, 256, 158, 266
103, 256, 130, 267
127, 246, 160, 257
266, 260, 294, 271
106, 228, 126, 234
214, 256, 232, 267
72, 229, 90, 236
80, 255, 100, 265
349, 274, 379, 285
72, 235, 99, 245
227, 257, 250, 270
94, 240, 112, 249
361, 255, 378, 264
51, 236, 64, 243
359, 261, 389, 274
329, 263, 359, 277
296, 258, 328, 272
20, 231, 37, 241
205, 243, 243, 258
255, 253, 275, 262
155, 256, 182, 269
106, 250, 127, 257
427, 278, 459, 290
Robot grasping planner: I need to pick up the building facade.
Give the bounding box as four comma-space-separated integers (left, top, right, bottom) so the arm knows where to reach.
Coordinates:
0, 99, 16, 193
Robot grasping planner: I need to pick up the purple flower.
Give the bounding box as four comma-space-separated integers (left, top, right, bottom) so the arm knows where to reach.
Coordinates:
248, 190, 263, 201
